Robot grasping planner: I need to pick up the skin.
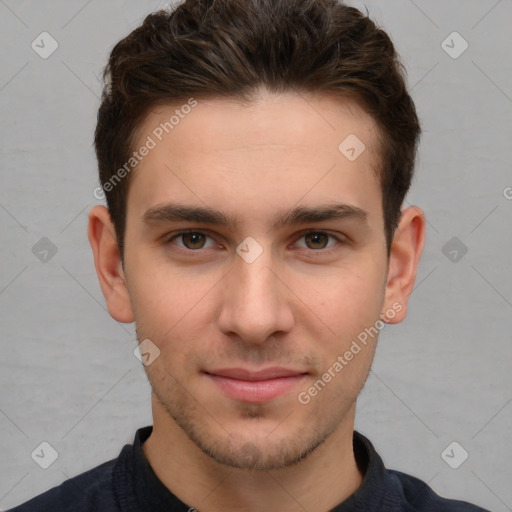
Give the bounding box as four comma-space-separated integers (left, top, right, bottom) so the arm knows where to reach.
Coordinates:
88, 89, 425, 512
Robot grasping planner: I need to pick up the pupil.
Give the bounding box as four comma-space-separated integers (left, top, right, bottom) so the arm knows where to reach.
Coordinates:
307, 232, 327, 249
184, 233, 205, 249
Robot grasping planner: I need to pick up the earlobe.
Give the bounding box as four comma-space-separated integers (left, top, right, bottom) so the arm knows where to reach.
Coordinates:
88, 205, 134, 323
382, 206, 426, 324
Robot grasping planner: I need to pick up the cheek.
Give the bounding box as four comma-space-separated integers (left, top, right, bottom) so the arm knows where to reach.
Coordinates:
305, 265, 385, 324
126, 252, 220, 333
308, 270, 386, 372
343, 274, 384, 320
129, 271, 221, 379
311, 280, 381, 399
133, 285, 214, 344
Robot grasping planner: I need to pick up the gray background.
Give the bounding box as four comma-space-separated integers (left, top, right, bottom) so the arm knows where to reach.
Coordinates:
0, 0, 511, 510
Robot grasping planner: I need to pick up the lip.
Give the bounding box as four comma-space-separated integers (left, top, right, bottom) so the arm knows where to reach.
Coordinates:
204, 367, 308, 403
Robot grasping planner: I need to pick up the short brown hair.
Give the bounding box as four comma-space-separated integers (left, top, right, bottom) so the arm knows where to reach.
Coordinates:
94, 0, 420, 257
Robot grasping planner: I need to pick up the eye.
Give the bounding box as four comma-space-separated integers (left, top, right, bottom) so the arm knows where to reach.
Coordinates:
167, 231, 217, 250
295, 231, 341, 250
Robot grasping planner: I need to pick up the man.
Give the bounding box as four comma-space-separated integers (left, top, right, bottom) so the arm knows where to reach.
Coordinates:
8, 0, 491, 511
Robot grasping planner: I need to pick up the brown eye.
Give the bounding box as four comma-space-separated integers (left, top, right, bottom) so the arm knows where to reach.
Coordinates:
181, 232, 207, 249
304, 232, 330, 249
166, 230, 219, 253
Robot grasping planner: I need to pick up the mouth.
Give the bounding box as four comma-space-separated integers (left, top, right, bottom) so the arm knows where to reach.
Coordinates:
203, 367, 309, 403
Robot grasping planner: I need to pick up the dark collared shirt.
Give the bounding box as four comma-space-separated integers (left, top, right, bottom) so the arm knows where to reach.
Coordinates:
8, 426, 491, 512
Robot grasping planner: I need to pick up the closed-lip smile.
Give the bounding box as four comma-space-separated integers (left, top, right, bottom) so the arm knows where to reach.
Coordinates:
204, 367, 308, 403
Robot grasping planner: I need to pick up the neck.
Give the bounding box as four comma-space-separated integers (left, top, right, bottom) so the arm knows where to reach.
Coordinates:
143, 398, 363, 512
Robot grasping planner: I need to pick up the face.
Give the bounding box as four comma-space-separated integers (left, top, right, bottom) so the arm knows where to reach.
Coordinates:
118, 91, 399, 470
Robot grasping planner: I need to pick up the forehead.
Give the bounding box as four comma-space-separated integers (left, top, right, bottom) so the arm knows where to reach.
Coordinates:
127, 92, 383, 225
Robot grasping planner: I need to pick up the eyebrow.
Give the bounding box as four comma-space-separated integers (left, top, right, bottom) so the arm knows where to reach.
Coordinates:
142, 202, 368, 229
143, 204, 235, 226
274, 204, 367, 228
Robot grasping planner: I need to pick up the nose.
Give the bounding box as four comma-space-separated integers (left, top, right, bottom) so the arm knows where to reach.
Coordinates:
217, 246, 294, 345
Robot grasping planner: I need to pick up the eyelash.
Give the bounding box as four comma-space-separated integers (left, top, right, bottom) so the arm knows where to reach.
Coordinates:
164, 229, 346, 256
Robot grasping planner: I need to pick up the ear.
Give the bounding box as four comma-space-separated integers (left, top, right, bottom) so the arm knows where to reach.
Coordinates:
381, 206, 426, 324
88, 205, 134, 323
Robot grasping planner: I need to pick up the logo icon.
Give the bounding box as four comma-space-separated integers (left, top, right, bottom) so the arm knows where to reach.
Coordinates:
31, 32, 59, 59
31, 441, 59, 469
338, 134, 366, 162
236, 236, 263, 264
134, 339, 161, 366
441, 32, 468, 59
241, 442, 262, 467
442, 237, 468, 263
32, 237, 58, 263
441, 441, 469, 469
